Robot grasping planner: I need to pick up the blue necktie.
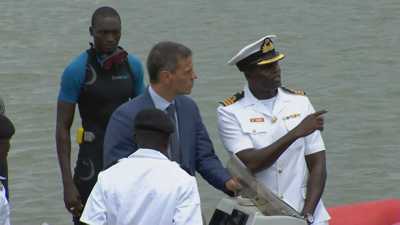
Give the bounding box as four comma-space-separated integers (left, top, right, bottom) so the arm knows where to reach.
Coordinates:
166, 104, 181, 163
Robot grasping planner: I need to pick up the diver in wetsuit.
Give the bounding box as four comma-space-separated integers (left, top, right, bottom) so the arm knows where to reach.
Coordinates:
55, 6, 145, 225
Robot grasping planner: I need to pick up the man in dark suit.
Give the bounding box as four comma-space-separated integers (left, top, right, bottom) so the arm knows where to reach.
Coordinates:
103, 41, 236, 194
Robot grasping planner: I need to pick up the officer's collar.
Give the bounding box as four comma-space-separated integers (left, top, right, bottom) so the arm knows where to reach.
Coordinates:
243, 82, 289, 107
148, 85, 175, 112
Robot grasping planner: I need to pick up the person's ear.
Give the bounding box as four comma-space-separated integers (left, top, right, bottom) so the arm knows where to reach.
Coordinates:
89, 26, 93, 36
160, 71, 172, 85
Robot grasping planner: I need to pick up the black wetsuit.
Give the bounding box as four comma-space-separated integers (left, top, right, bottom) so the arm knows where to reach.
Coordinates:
58, 45, 145, 225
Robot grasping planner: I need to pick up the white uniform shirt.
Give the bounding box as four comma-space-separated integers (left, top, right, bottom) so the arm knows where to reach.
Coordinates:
217, 83, 330, 224
0, 176, 10, 225
80, 148, 202, 225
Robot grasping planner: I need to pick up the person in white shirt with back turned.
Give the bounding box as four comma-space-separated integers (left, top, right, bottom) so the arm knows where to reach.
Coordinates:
80, 108, 202, 225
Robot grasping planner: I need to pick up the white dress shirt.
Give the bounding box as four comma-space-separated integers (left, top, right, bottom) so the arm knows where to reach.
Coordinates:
0, 176, 10, 225
80, 148, 202, 225
148, 85, 179, 159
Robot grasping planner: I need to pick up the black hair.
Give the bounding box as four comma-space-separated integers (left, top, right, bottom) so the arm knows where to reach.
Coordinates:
91, 6, 121, 27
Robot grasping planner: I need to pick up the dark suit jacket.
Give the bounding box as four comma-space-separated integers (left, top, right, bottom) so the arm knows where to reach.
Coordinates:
103, 88, 232, 195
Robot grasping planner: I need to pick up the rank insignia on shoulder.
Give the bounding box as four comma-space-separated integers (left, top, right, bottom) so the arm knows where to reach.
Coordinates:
280, 86, 306, 95
219, 91, 244, 107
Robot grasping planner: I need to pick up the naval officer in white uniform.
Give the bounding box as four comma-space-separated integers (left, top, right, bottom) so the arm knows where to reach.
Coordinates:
80, 108, 202, 225
0, 113, 15, 225
217, 35, 331, 225
0, 176, 10, 225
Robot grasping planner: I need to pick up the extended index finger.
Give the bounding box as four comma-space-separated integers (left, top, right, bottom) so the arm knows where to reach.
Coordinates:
313, 109, 329, 116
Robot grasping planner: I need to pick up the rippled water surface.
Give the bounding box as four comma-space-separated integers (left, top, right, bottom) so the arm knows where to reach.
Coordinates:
0, 0, 399, 224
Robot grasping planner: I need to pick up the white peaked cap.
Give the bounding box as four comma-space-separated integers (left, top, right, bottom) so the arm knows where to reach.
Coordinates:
228, 35, 285, 71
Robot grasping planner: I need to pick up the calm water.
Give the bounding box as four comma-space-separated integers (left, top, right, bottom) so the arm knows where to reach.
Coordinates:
0, 0, 399, 224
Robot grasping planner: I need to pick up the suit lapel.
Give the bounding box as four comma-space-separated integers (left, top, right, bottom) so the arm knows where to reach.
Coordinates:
175, 97, 190, 167
142, 88, 189, 166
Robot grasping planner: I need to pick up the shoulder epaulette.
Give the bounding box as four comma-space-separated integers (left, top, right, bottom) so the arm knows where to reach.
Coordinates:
280, 86, 306, 95
219, 91, 244, 107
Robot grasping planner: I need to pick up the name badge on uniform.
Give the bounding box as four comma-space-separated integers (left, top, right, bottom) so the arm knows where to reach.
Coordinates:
250, 118, 264, 122
282, 113, 300, 121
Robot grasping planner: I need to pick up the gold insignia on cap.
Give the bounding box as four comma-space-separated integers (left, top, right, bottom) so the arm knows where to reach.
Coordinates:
261, 38, 275, 53
219, 91, 245, 107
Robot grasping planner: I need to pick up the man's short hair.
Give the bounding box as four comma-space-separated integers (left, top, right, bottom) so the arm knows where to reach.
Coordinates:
146, 41, 192, 84
91, 6, 121, 26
